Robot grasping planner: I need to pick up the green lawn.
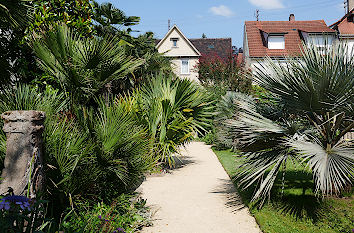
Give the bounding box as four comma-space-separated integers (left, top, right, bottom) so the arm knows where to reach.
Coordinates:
213, 149, 354, 233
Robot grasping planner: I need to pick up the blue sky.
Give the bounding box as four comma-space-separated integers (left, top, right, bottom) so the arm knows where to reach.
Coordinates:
96, 0, 345, 48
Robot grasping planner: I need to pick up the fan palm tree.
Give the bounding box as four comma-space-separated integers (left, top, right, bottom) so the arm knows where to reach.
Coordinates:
136, 74, 214, 166
92, 1, 140, 36
231, 42, 354, 204
30, 24, 144, 106
0, 0, 33, 29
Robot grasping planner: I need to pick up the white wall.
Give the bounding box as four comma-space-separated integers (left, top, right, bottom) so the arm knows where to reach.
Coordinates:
171, 58, 199, 82
158, 29, 200, 57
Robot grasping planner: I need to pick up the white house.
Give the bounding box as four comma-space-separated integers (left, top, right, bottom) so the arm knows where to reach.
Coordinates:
243, 14, 336, 73
156, 25, 232, 81
330, 0, 354, 52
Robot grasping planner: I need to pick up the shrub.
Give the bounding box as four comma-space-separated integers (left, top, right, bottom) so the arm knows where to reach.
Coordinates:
223, 43, 354, 205
136, 74, 214, 166
61, 194, 151, 233
196, 53, 252, 93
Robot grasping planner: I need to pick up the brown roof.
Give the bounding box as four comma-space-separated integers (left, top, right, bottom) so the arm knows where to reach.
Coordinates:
245, 20, 335, 58
330, 9, 354, 35
189, 38, 232, 59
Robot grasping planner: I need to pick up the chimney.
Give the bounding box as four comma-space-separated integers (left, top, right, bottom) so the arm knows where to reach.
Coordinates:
289, 14, 295, 21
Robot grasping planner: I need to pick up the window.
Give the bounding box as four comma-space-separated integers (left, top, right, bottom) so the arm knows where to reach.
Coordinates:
171, 38, 179, 47
268, 36, 285, 49
307, 34, 334, 52
181, 59, 189, 74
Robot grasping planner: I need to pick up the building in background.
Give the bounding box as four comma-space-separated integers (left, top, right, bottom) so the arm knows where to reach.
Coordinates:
156, 25, 232, 81
243, 14, 336, 73
330, 0, 354, 51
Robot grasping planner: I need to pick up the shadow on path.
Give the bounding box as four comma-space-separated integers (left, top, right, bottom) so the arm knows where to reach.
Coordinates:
210, 178, 246, 212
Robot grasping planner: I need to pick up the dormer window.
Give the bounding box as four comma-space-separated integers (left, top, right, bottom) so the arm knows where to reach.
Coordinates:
171, 38, 179, 47
260, 31, 286, 49
268, 35, 285, 49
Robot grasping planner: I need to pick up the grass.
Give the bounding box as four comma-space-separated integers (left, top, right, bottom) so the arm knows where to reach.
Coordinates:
213, 148, 354, 233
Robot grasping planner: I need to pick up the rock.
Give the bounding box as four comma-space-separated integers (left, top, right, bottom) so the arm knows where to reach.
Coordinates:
0, 111, 45, 198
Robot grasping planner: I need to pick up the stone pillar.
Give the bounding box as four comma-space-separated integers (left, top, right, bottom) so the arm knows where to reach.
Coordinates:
0, 111, 45, 198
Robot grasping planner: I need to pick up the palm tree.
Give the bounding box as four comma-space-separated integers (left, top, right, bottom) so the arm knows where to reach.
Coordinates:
30, 24, 144, 106
0, 0, 33, 29
92, 1, 140, 36
231, 43, 354, 204
136, 74, 214, 166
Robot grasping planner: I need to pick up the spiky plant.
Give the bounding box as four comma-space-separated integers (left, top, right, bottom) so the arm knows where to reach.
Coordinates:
232, 42, 354, 204
136, 74, 214, 166
30, 24, 144, 106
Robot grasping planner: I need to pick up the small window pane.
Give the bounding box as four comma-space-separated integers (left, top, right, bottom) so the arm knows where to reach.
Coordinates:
173, 40, 177, 47
268, 36, 285, 49
181, 60, 189, 74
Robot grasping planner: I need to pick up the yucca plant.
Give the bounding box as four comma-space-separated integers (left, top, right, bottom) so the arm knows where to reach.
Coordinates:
30, 24, 144, 106
230, 42, 354, 205
136, 74, 214, 166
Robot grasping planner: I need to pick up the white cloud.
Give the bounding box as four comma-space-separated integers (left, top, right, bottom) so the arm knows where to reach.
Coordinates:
248, 0, 285, 10
209, 5, 234, 17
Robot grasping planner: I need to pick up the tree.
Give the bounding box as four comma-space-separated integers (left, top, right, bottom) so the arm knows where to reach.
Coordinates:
27, 0, 94, 38
31, 24, 144, 106
230, 43, 354, 205
92, 1, 140, 37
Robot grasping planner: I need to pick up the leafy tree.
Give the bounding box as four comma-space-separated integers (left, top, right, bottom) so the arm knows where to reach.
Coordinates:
27, 0, 94, 38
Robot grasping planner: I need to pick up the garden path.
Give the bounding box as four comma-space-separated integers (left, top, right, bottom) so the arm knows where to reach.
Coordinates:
138, 142, 261, 233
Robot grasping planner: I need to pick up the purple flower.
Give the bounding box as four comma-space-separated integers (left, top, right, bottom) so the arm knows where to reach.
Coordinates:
0, 195, 32, 211
352, 229, 354, 233
98, 215, 102, 219
117, 228, 125, 233
0, 200, 10, 210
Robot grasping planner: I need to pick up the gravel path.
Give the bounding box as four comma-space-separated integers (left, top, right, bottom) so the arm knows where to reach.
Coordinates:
138, 142, 261, 233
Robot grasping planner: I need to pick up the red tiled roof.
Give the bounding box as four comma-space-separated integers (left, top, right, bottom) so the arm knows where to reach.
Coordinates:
330, 9, 354, 35
190, 38, 232, 60
245, 20, 335, 57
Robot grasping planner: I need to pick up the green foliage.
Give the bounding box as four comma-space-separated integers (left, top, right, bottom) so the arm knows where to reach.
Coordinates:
0, 197, 54, 233
44, 97, 154, 206
197, 53, 252, 93
219, 43, 354, 205
61, 194, 151, 233
214, 149, 353, 233
0, 84, 68, 170
136, 74, 214, 166
92, 1, 140, 36
27, 0, 94, 38
31, 24, 144, 105
0, 0, 33, 29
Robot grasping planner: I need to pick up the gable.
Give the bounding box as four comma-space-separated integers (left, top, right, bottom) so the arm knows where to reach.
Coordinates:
330, 9, 354, 35
156, 26, 201, 57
